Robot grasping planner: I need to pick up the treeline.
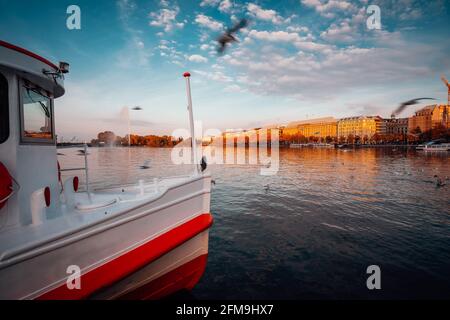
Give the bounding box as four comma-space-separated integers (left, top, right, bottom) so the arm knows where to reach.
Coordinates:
281, 125, 450, 145
91, 131, 183, 147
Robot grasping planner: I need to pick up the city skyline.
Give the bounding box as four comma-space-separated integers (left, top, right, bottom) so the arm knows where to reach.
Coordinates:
0, 0, 449, 140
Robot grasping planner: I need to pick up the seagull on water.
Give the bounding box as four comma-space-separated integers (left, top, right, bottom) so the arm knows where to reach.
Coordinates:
139, 160, 151, 169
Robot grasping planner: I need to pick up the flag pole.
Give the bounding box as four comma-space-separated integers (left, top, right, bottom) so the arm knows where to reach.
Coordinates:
183, 72, 199, 175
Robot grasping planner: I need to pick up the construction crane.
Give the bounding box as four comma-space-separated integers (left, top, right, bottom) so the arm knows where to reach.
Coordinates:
441, 75, 449, 127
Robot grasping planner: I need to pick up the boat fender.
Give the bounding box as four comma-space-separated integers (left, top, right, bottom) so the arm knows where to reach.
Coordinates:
0, 162, 13, 210
73, 176, 79, 192
44, 187, 51, 207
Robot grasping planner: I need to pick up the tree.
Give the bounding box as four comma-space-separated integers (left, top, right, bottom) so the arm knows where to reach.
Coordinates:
362, 135, 369, 144
347, 134, 355, 144
412, 127, 421, 135
97, 131, 116, 145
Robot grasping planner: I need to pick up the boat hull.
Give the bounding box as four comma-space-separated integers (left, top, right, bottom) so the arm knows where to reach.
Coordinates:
91, 229, 210, 300
0, 175, 212, 300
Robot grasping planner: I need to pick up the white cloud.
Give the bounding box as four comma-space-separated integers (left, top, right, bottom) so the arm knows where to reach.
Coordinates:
188, 54, 208, 63
157, 39, 185, 65
247, 3, 284, 24
149, 6, 184, 32
212, 63, 225, 70
248, 30, 332, 52
319, 7, 369, 43
294, 41, 332, 51
193, 70, 233, 82
219, 0, 233, 13
195, 14, 224, 31
249, 30, 302, 42
116, 0, 151, 67
200, 44, 212, 51
320, 20, 354, 42
287, 25, 309, 33
219, 30, 448, 101
200, 0, 221, 7
224, 84, 246, 93
301, 0, 354, 18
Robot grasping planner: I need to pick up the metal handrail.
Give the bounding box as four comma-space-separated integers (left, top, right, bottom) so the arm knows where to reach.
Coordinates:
58, 143, 91, 201
60, 167, 86, 172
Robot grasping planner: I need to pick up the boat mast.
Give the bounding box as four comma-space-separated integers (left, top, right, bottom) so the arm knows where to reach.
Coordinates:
183, 72, 199, 175
83, 142, 92, 202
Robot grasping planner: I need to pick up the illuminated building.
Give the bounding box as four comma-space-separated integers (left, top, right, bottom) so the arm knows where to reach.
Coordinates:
337, 116, 383, 138
408, 104, 450, 133
283, 117, 337, 139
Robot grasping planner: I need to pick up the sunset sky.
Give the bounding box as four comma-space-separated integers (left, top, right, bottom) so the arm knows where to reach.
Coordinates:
0, 0, 449, 140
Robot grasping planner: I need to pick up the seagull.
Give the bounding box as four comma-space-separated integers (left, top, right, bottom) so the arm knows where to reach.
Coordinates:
77, 149, 90, 155
434, 175, 446, 187
391, 98, 435, 118
131, 106, 142, 110
139, 160, 151, 169
217, 18, 248, 54
200, 156, 207, 172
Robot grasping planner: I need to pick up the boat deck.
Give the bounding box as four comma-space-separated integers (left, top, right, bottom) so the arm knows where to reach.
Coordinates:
0, 175, 197, 267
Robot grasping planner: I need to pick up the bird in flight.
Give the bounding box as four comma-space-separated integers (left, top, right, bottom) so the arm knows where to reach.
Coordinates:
139, 160, 151, 170
77, 149, 90, 156
217, 18, 249, 54
391, 98, 435, 118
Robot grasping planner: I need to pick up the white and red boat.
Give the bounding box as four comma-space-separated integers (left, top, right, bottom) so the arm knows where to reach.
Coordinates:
0, 40, 213, 299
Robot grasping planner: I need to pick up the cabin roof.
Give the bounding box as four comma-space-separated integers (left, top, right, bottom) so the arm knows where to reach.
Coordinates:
0, 40, 59, 70
0, 40, 65, 98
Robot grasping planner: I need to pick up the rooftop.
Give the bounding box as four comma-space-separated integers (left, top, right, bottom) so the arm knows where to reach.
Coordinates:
285, 117, 337, 128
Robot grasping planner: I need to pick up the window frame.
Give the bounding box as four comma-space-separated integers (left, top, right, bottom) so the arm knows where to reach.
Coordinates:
19, 78, 56, 145
0, 71, 9, 144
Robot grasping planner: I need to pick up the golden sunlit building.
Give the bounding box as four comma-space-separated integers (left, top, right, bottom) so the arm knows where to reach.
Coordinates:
337, 116, 383, 138
408, 104, 449, 133
283, 117, 337, 139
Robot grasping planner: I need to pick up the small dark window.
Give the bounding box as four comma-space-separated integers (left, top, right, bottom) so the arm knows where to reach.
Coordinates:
0, 72, 9, 144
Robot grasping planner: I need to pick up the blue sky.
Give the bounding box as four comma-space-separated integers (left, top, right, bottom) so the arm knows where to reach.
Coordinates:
0, 0, 449, 140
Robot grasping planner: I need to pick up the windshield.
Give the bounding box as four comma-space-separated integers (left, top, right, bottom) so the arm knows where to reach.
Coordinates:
21, 84, 53, 141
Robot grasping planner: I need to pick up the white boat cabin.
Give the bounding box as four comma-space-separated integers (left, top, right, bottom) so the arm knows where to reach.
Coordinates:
0, 40, 67, 230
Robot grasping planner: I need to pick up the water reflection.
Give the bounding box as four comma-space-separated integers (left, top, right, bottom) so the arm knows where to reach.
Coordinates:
59, 146, 450, 299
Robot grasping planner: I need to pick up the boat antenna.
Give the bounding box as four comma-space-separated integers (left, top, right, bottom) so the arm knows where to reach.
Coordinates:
183, 72, 199, 175
83, 142, 92, 202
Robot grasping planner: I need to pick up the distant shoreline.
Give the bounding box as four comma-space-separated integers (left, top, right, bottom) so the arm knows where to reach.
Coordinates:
56, 143, 174, 148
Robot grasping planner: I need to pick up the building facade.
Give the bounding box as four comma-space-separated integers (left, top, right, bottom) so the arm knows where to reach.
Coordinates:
384, 118, 409, 135
337, 116, 383, 139
283, 117, 337, 139
408, 104, 449, 133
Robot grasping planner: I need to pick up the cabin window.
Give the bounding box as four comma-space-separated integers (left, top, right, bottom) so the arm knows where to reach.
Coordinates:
20, 81, 54, 144
0, 72, 8, 144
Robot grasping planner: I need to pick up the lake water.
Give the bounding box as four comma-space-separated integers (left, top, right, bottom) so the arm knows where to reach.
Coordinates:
59, 146, 450, 299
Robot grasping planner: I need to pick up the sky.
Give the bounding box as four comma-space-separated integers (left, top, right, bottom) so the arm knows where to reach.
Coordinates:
0, 0, 449, 141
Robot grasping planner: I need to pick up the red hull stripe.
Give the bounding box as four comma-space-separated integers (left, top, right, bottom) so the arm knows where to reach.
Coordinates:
118, 254, 208, 300
0, 40, 59, 70
37, 213, 213, 300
